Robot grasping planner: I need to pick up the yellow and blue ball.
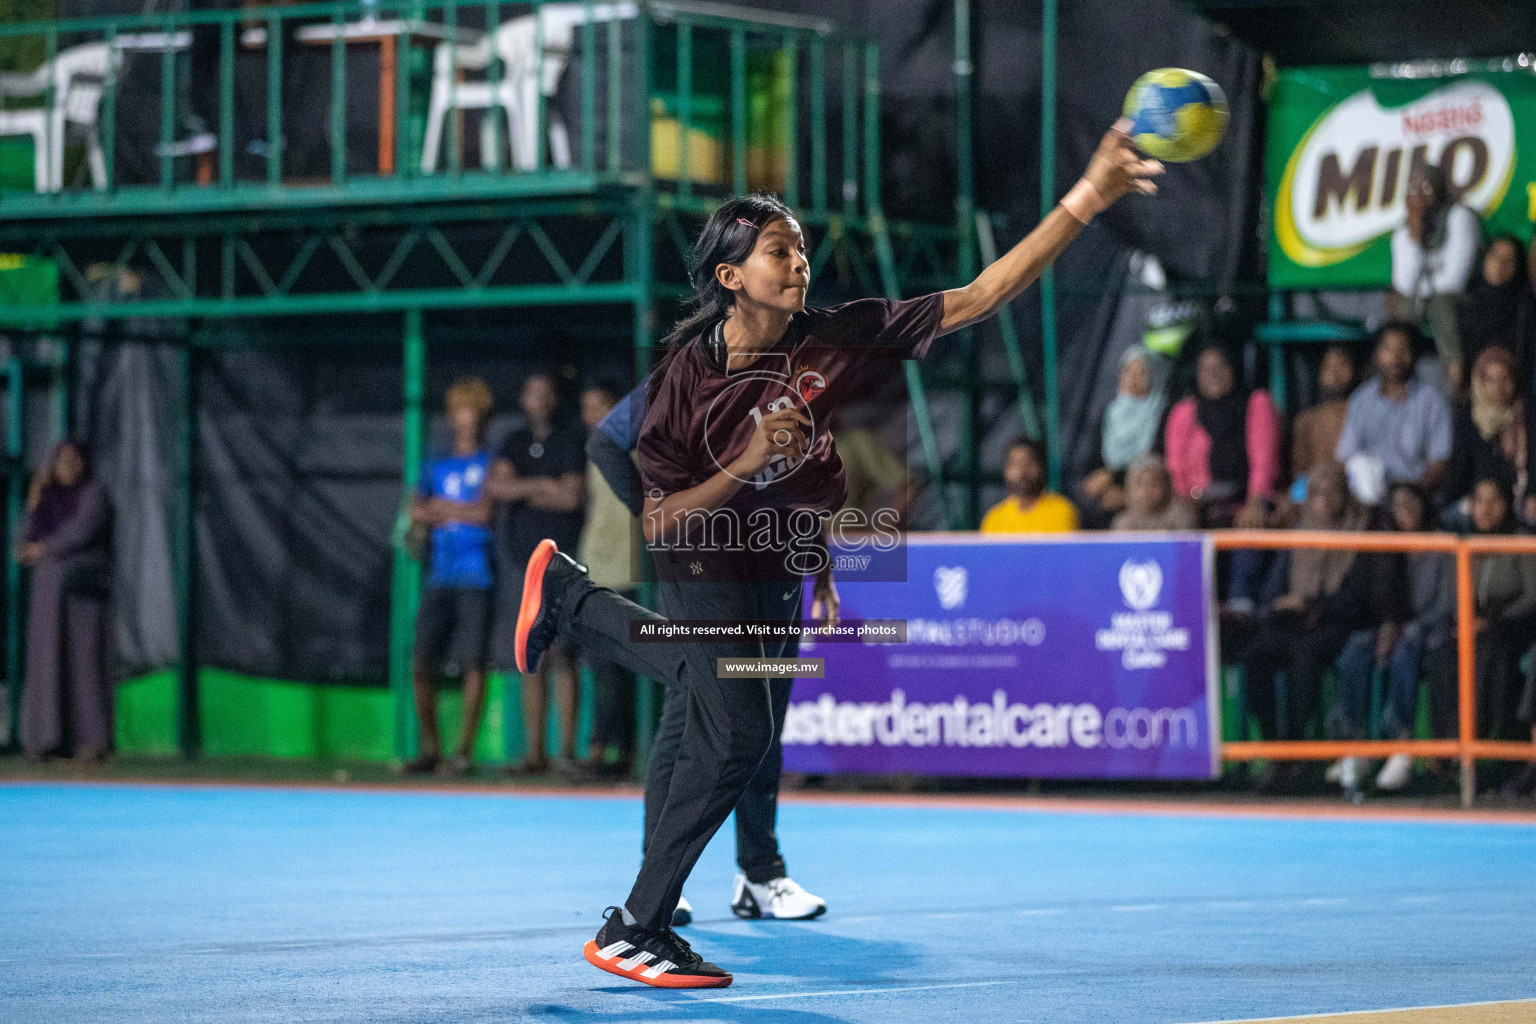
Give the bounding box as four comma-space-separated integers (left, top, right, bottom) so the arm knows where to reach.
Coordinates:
1123, 68, 1228, 163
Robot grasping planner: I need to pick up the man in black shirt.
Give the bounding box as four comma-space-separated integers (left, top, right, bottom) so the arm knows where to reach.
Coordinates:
487, 372, 586, 773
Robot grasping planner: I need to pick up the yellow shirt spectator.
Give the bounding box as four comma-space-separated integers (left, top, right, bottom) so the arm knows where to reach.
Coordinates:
979, 492, 1079, 533
980, 437, 1080, 533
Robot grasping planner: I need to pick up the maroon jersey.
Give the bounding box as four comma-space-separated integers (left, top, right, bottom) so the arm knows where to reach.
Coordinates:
637, 294, 943, 515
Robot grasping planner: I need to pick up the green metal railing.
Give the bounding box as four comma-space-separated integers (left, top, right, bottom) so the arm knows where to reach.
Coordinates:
0, 0, 887, 226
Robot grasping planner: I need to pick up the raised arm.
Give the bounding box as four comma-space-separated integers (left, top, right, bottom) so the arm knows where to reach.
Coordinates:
937, 120, 1162, 337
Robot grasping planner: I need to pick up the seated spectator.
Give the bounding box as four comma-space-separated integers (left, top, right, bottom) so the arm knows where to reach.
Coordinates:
980, 437, 1077, 533
404, 379, 495, 777
1467, 477, 1536, 750
1164, 344, 1280, 528
1269, 345, 1359, 531
16, 440, 113, 763
1239, 461, 1405, 792
1292, 345, 1357, 484
1110, 455, 1196, 531
1460, 234, 1528, 372
1334, 320, 1452, 494
1328, 483, 1455, 793
1080, 346, 1169, 525
1390, 164, 1478, 390
1515, 233, 1536, 384
1441, 346, 1528, 529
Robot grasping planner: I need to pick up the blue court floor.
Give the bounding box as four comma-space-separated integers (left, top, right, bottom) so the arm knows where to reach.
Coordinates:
1, 782, 1534, 1024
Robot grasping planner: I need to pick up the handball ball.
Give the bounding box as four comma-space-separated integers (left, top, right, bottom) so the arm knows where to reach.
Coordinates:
1123, 68, 1228, 163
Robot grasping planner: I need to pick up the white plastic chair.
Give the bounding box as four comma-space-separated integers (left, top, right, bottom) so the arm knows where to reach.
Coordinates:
0, 42, 117, 192
421, 2, 635, 174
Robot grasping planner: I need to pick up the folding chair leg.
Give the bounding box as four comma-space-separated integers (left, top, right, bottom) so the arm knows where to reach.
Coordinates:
421, 95, 448, 174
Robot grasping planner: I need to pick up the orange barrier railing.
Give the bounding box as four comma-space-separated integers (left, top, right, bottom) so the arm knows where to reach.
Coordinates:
1212, 531, 1536, 807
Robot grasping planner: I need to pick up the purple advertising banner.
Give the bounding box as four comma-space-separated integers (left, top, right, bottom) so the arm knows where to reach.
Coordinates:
783, 534, 1218, 780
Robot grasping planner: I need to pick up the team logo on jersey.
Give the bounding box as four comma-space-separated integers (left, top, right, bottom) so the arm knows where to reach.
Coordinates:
795, 369, 827, 403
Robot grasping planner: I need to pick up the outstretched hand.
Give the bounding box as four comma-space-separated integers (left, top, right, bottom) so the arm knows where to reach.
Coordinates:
1081, 118, 1164, 206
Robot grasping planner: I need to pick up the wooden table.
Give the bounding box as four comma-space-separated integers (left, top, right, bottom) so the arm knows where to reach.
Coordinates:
242, 17, 483, 176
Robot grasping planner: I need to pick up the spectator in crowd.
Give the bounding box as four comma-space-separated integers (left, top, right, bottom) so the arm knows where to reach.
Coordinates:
1239, 461, 1405, 791
487, 372, 587, 774
1164, 344, 1280, 529
1441, 346, 1528, 529
1390, 163, 1479, 390
1328, 483, 1455, 793
833, 404, 917, 528
1110, 454, 1196, 531
1459, 234, 1528, 372
1291, 345, 1357, 483
404, 379, 495, 776
1334, 321, 1452, 495
576, 382, 641, 779
16, 440, 112, 762
980, 437, 1077, 533
1514, 233, 1536, 385
1466, 477, 1536, 752
1080, 346, 1169, 526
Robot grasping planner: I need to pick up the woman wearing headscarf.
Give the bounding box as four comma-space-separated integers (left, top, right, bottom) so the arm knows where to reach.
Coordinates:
1080, 345, 1169, 525
1458, 234, 1528, 373
1164, 344, 1280, 529
1441, 346, 1528, 528
16, 440, 113, 761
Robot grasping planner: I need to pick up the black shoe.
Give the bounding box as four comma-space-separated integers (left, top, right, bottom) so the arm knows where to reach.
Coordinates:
582, 907, 732, 988
401, 753, 439, 775
514, 539, 588, 674
436, 754, 472, 778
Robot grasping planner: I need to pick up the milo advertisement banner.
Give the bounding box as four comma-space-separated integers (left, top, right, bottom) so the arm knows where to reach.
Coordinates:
1268, 65, 1536, 289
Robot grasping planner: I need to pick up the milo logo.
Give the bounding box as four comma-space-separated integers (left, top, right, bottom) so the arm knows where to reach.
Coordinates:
1276, 81, 1516, 268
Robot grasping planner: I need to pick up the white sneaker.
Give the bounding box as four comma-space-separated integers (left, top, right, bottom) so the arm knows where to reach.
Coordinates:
731, 874, 827, 920
1376, 753, 1413, 791
1324, 758, 1347, 785
1339, 757, 1361, 791
670, 894, 693, 927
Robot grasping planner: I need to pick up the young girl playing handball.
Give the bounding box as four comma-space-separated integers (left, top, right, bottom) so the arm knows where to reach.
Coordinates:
513, 119, 1161, 988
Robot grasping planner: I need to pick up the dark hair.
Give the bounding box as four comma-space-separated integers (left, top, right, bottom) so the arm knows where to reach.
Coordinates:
1008, 436, 1047, 466
1383, 481, 1434, 532
583, 378, 624, 402
1372, 319, 1425, 357
1482, 233, 1527, 279
646, 194, 797, 405
1410, 163, 1454, 247
1472, 474, 1515, 533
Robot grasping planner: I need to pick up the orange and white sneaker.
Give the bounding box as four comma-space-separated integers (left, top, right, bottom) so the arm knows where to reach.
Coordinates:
513, 539, 587, 674
583, 907, 733, 989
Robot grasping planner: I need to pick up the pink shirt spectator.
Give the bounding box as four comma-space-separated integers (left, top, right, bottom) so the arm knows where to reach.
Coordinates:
1164, 390, 1280, 503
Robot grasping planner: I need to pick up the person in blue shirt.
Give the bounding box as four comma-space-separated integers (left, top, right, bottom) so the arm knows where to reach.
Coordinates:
405, 377, 496, 776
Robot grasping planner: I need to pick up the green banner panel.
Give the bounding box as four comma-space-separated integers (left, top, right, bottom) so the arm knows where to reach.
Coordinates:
112, 669, 596, 764
1267, 64, 1536, 289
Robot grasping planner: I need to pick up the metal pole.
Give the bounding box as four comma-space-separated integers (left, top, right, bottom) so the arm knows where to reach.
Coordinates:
954, 0, 978, 524
4, 355, 24, 750
633, 7, 657, 763
1456, 543, 1476, 807
175, 341, 199, 757
391, 308, 425, 762
1039, 0, 1061, 491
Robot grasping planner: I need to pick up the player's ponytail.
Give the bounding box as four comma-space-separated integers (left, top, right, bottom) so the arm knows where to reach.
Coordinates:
646, 194, 795, 406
